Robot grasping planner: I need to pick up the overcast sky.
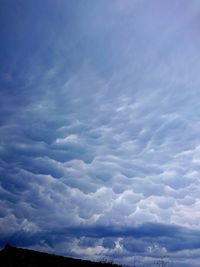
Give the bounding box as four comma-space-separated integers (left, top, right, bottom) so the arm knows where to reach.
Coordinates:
1, 1, 200, 266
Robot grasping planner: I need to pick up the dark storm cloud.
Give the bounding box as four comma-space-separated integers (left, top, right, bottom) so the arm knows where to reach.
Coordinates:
2, 223, 200, 260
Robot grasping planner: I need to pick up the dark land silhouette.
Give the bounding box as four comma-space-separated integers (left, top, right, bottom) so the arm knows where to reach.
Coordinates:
0, 244, 122, 267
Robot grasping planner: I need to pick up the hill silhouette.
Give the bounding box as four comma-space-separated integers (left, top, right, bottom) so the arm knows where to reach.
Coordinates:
0, 244, 122, 267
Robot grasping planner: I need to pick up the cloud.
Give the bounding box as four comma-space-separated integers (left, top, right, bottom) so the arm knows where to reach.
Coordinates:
1, 0, 200, 266
2, 222, 200, 266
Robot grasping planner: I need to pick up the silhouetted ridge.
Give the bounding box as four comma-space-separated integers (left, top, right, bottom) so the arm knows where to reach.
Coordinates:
0, 244, 122, 267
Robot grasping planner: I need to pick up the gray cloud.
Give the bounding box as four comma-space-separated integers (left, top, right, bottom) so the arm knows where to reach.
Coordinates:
1, 0, 200, 266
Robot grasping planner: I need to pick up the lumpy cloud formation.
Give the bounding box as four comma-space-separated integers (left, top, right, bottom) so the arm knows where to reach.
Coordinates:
1, 1, 200, 266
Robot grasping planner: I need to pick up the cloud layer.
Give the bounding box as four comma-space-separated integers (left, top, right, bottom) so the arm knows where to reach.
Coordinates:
1, 0, 200, 266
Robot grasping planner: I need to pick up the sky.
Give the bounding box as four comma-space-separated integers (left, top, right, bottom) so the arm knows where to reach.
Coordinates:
1, 0, 200, 266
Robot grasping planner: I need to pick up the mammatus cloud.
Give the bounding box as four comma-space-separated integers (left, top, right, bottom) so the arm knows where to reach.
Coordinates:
1, 0, 200, 266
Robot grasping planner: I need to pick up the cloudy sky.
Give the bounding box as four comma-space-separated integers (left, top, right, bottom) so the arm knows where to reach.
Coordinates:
1, 0, 200, 266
